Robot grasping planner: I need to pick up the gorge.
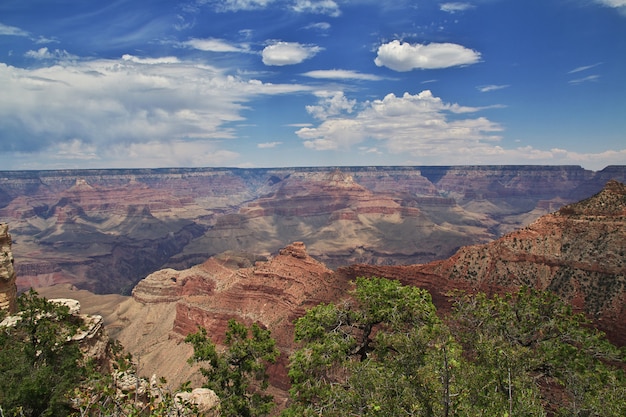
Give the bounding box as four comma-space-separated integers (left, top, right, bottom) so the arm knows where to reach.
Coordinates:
2, 165, 624, 295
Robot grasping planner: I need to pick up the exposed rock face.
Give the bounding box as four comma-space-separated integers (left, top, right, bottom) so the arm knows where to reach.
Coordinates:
175, 388, 220, 416
113, 181, 626, 402
0, 223, 17, 313
117, 242, 350, 397
1, 166, 625, 295
340, 180, 626, 345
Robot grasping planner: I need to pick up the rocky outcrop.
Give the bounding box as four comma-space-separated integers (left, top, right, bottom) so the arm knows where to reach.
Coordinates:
340, 180, 626, 345
1, 166, 625, 295
175, 388, 220, 416
0, 223, 17, 313
0, 297, 110, 365
118, 242, 350, 397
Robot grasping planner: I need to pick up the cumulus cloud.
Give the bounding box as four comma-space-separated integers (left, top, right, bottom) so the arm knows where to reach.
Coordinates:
374, 40, 481, 71
440, 2, 475, 13
306, 91, 356, 120
302, 69, 383, 81
594, 0, 626, 8
262, 41, 322, 65
182, 38, 250, 53
0, 56, 311, 168
292, 0, 341, 16
297, 90, 502, 153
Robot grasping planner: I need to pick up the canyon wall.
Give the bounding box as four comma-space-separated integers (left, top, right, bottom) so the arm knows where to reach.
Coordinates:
113, 182, 625, 399
1, 165, 625, 294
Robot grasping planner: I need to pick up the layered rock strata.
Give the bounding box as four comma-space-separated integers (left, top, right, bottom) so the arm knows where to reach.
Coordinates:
117, 242, 350, 396
115, 182, 626, 402
2, 165, 625, 294
340, 180, 626, 345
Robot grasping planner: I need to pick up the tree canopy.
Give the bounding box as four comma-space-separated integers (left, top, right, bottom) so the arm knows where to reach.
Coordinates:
185, 319, 279, 417
283, 277, 626, 417
0, 290, 87, 416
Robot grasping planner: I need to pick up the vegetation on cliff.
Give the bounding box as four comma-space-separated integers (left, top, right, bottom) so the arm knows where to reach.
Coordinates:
0, 290, 88, 416
185, 320, 279, 417
282, 277, 626, 417
2, 279, 625, 416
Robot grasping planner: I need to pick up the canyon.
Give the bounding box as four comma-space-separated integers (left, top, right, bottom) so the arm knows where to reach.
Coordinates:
92, 178, 625, 404
2, 165, 625, 295
2, 167, 625, 408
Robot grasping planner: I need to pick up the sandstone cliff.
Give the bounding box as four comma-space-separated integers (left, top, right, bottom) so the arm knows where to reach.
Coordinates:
85, 176, 624, 408
3, 166, 625, 295
113, 242, 351, 405
0, 223, 17, 313
340, 180, 626, 345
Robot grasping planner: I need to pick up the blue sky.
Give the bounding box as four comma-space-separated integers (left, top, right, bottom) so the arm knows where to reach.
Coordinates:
0, 0, 624, 170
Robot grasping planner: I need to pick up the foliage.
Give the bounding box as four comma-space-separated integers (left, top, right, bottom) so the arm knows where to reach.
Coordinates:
0, 289, 86, 416
284, 276, 457, 416
283, 278, 626, 417
185, 319, 279, 417
450, 286, 626, 416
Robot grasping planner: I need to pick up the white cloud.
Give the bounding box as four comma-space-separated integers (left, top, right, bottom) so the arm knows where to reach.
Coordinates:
440, 2, 475, 13
212, 0, 276, 12
374, 40, 481, 71
477, 84, 510, 93
595, 0, 626, 7
262, 41, 322, 66
292, 0, 341, 17
306, 91, 356, 120
24, 47, 78, 60
182, 38, 250, 53
0, 56, 311, 168
302, 69, 383, 81
258, 141, 282, 148
568, 74, 600, 84
0, 23, 30, 37
568, 62, 602, 73
297, 90, 502, 153
303, 22, 331, 31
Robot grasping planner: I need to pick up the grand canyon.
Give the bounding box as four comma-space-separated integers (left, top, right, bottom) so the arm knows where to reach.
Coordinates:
1, 165, 625, 406
2, 165, 625, 295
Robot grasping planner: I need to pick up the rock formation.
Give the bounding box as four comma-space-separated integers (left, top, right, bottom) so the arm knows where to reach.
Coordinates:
58, 179, 622, 406
2, 166, 625, 294
114, 242, 351, 404
340, 180, 626, 345
0, 223, 17, 313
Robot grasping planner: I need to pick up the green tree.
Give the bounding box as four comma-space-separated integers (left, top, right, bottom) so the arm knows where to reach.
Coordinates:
284, 277, 459, 417
0, 290, 87, 416
450, 287, 626, 417
185, 319, 279, 417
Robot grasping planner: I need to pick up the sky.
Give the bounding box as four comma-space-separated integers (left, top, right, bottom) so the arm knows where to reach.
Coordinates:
0, 0, 625, 171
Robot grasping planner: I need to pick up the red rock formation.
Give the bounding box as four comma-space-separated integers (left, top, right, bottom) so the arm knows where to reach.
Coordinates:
341, 180, 626, 346
118, 181, 626, 404
128, 242, 350, 393
2, 166, 625, 294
